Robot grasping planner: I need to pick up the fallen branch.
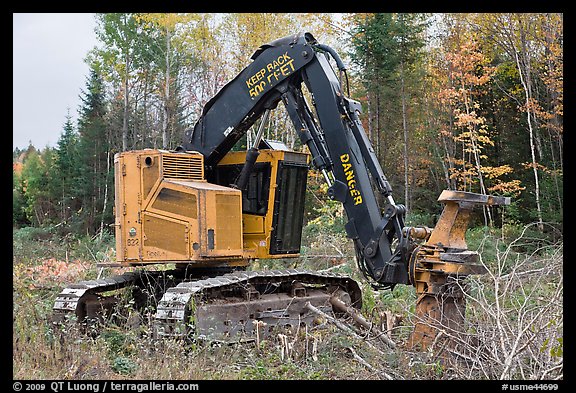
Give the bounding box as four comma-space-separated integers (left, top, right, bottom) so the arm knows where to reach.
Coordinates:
347, 346, 393, 380
329, 296, 396, 349
305, 301, 358, 338
317, 265, 348, 273
304, 301, 393, 361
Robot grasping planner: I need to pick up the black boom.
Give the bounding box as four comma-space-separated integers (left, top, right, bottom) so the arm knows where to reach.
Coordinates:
181, 32, 408, 288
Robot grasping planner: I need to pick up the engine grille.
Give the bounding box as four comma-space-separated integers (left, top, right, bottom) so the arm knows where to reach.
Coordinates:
161, 153, 204, 180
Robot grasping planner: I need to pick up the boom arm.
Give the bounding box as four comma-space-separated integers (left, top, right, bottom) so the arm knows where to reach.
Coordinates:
180, 32, 409, 288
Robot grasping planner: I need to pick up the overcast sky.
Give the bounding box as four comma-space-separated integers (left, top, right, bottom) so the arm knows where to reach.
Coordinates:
13, 13, 98, 151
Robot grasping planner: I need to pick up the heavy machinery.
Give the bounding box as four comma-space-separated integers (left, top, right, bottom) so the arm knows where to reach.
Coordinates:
52, 32, 509, 348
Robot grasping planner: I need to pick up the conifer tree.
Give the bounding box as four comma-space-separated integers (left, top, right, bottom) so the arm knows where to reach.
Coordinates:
55, 111, 81, 225
76, 64, 111, 235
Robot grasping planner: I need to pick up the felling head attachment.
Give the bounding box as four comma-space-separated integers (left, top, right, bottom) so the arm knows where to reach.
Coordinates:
407, 190, 510, 352
426, 190, 511, 251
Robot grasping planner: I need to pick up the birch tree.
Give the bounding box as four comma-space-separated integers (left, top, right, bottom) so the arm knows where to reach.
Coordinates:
472, 13, 550, 231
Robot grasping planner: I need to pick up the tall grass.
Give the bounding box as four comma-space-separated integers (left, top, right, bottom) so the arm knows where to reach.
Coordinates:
13, 224, 562, 380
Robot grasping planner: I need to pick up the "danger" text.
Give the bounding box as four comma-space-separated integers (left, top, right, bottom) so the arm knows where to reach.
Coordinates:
340, 154, 363, 205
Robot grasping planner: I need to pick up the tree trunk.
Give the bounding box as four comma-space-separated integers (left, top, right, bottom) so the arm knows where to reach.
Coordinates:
367, 90, 373, 141
122, 52, 130, 151
439, 135, 452, 189
162, 27, 171, 149
400, 59, 409, 210
143, 70, 152, 148
514, 45, 544, 232
99, 150, 110, 240
543, 14, 563, 214
461, 80, 492, 226
520, 24, 543, 164
375, 90, 381, 164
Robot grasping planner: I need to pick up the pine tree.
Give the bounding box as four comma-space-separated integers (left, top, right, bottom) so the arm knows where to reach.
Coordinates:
76, 64, 111, 235
349, 13, 427, 209
55, 110, 81, 226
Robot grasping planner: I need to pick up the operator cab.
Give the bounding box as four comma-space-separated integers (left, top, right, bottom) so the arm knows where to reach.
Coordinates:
211, 140, 309, 258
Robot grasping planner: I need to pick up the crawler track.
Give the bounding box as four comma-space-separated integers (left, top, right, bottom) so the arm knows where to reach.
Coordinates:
52, 268, 362, 342
52, 269, 182, 326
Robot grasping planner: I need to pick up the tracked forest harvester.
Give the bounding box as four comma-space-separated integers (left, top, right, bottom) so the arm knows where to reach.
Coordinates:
52, 32, 509, 349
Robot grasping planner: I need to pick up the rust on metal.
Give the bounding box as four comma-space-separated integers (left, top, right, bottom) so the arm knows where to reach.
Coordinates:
153, 269, 363, 342
427, 190, 510, 250
408, 226, 432, 240
408, 190, 510, 353
408, 292, 467, 352
53, 268, 363, 344
194, 289, 333, 340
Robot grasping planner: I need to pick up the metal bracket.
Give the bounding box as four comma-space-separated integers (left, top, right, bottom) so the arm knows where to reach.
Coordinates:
363, 204, 405, 258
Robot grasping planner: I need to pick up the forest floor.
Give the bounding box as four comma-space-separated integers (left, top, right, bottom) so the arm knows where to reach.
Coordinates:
12, 225, 563, 381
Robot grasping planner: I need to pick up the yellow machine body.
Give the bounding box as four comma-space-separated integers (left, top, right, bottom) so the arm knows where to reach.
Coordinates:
112, 148, 309, 268
215, 149, 309, 259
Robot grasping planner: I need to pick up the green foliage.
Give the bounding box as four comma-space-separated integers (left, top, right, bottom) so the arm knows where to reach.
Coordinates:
101, 327, 140, 375
14, 225, 563, 380
303, 199, 346, 237
405, 209, 437, 228
360, 283, 378, 315
95, 13, 146, 78
13, 226, 54, 243
467, 223, 559, 263
380, 284, 416, 313
13, 15, 564, 380
54, 112, 83, 226
74, 65, 114, 236
18, 149, 54, 226
13, 102, 112, 236
111, 356, 138, 375
538, 171, 563, 223
350, 14, 399, 82
13, 170, 28, 226
15, 13, 562, 240
302, 173, 346, 235
348, 13, 432, 211
349, 13, 427, 81
13, 225, 115, 269
102, 329, 133, 356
